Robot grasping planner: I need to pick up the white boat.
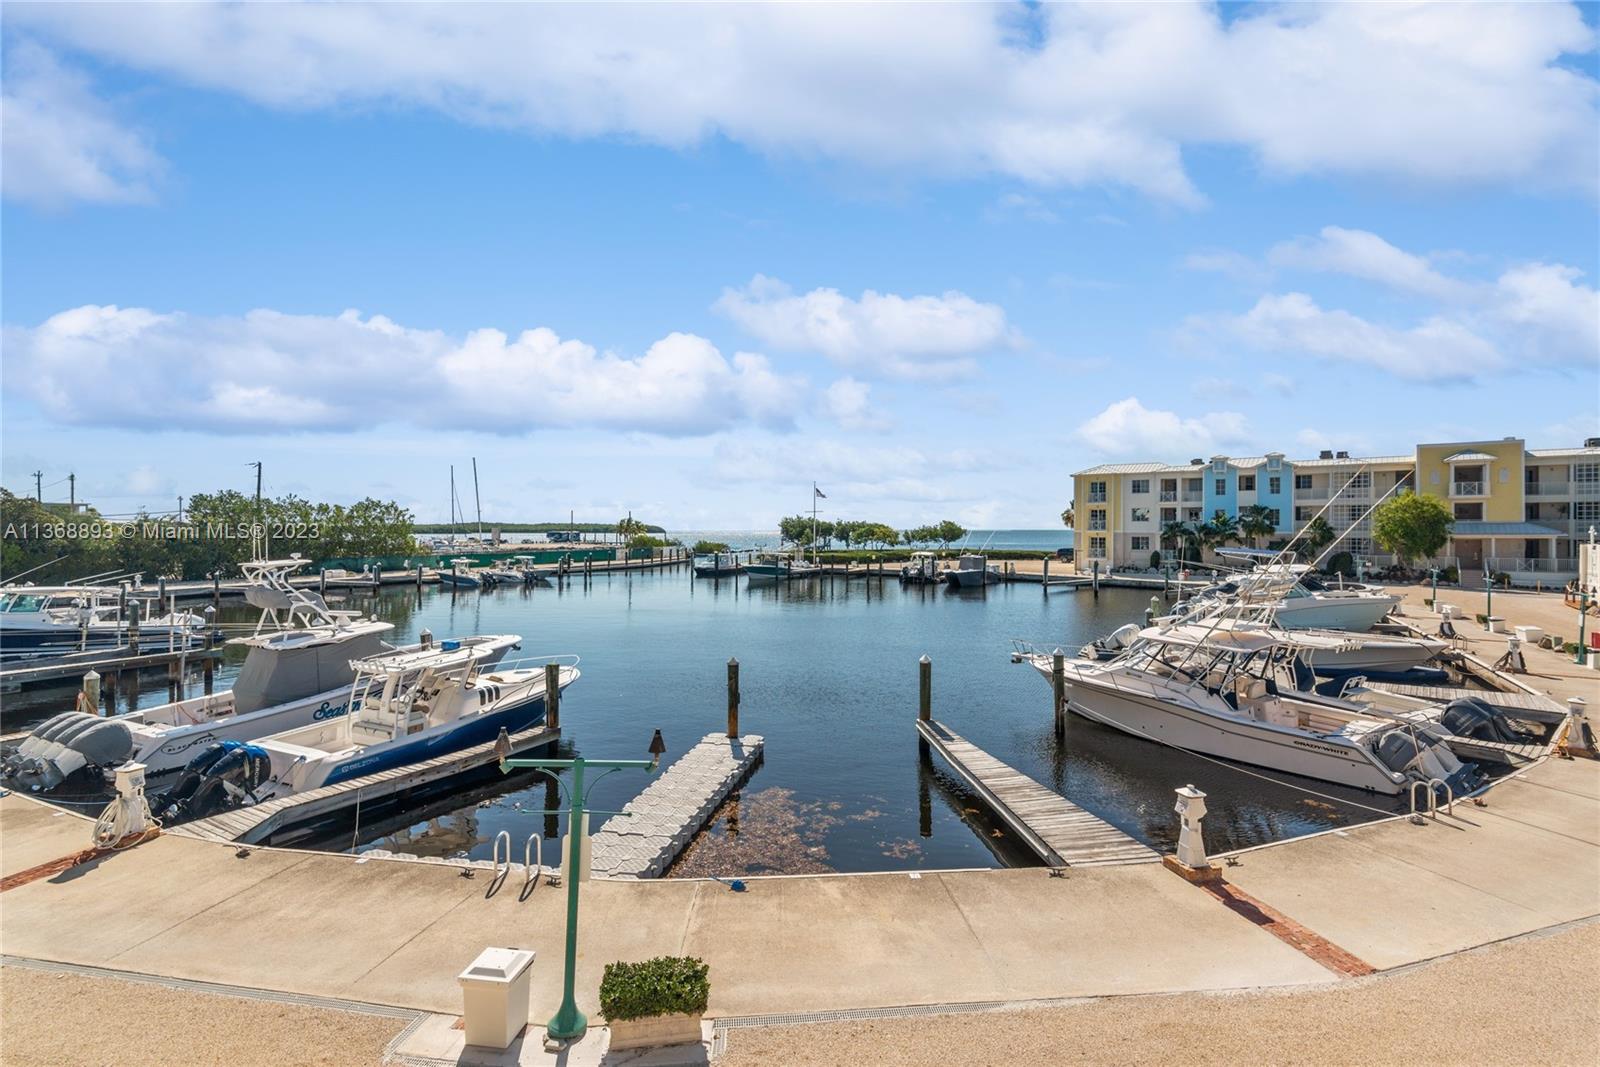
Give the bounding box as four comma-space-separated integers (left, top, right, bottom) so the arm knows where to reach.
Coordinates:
1018, 623, 1482, 795
1165, 564, 1397, 631
163, 644, 577, 820
899, 552, 941, 584
943, 554, 999, 588
0, 585, 203, 659
1, 559, 519, 792
320, 567, 380, 590
437, 558, 482, 588
746, 554, 820, 582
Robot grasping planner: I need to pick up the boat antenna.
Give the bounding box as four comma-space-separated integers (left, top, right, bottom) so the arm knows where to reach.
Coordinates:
472, 457, 484, 545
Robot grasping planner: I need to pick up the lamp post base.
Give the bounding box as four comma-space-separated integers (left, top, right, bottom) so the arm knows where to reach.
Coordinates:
547, 1004, 587, 1043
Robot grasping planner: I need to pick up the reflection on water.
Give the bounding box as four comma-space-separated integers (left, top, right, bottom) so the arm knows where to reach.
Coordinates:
5, 569, 1411, 872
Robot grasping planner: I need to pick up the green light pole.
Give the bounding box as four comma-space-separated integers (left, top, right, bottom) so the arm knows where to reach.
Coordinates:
1428, 566, 1439, 611
495, 728, 667, 1043
1484, 571, 1494, 631
1578, 589, 1590, 667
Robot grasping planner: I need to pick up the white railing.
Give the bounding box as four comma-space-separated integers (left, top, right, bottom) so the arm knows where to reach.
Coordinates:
1452, 481, 1484, 496
1485, 557, 1578, 574
1295, 488, 1329, 500
1159, 491, 1177, 502
1087, 492, 1106, 504
1526, 482, 1570, 497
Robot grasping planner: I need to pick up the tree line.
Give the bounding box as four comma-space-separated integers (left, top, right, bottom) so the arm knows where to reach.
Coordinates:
775, 516, 968, 551
2, 487, 417, 582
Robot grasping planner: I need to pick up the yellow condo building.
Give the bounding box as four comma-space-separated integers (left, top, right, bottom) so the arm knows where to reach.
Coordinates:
1072, 436, 1600, 585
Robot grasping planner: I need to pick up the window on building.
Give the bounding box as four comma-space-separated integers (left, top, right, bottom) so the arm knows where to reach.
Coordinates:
1342, 506, 1364, 525
1346, 538, 1371, 556
1265, 509, 1280, 527
1268, 476, 1281, 495
1130, 479, 1149, 494
1089, 509, 1107, 531
1295, 506, 1315, 522
1160, 507, 1177, 523
1294, 474, 1313, 490
1238, 475, 1256, 492
1088, 536, 1106, 559
1130, 508, 1150, 523
1184, 478, 1203, 493
1574, 501, 1600, 521
1131, 536, 1150, 552
1214, 478, 1226, 496
1349, 472, 1371, 490
1575, 463, 1599, 486
1454, 502, 1483, 521
1185, 508, 1202, 522
1087, 480, 1107, 503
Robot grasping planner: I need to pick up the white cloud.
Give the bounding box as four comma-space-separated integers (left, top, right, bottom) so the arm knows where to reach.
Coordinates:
714, 275, 1016, 379
819, 377, 890, 432
1268, 226, 1468, 301
3, 305, 803, 436
8, 2, 1595, 206
1195, 227, 1598, 381
1076, 397, 1250, 458
984, 192, 1060, 224
0, 43, 164, 208
1212, 293, 1504, 383
1182, 250, 1270, 284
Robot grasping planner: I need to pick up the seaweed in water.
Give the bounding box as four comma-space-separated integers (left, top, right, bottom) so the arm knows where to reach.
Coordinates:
667, 787, 841, 878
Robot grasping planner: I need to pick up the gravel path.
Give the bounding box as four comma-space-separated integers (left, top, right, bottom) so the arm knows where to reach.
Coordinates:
0, 967, 408, 1067
721, 920, 1600, 1066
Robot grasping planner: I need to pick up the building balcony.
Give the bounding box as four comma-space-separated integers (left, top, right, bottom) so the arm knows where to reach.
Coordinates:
1295, 488, 1329, 501
1087, 522, 1107, 532
1451, 481, 1485, 497
1525, 482, 1570, 497
1086, 493, 1107, 504
1158, 491, 1177, 502
1180, 492, 1203, 503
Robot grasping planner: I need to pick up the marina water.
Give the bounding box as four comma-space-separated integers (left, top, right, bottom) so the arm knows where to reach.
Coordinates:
5, 561, 1407, 876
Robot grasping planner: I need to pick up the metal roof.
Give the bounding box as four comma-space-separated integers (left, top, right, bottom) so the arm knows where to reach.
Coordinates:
1442, 450, 1497, 462
1076, 462, 1202, 476
1451, 521, 1566, 537
1288, 454, 1412, 468
1527, 447, 1600, 459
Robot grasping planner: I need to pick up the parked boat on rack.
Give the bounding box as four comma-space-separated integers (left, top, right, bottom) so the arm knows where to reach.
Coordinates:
0, 559, 520, 793
163, 644, 577, 820
1164, 564, 1397, 631
943, 554, 999, 588
1015, 624, 1493, 796
436, 558, 483, 589
899, 552, 942, 584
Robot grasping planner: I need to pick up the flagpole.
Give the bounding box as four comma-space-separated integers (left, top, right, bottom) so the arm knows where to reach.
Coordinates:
812, 483, 819, 564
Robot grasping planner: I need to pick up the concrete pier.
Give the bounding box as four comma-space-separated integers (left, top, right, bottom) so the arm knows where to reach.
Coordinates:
589, 732, 764, 879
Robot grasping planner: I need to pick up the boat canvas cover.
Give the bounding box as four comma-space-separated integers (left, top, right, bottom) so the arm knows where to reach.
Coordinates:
1137, 624, 1283, 654
230, 629, 391, 713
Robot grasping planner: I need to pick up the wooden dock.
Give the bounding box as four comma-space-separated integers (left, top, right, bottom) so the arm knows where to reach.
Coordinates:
171, 722, 560, 845
588, 732, 764, 879
917, 719, 1158, 868
0, 645, 221, 691
1365, 680, 1567, 719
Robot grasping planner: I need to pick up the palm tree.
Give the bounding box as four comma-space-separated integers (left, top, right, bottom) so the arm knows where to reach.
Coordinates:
1203, 511, 1239, 558
1161, 520, 1198, 566
1060, 501, 1075, 528
1237, 505, 1275, 549
1295, 514, 1337, 562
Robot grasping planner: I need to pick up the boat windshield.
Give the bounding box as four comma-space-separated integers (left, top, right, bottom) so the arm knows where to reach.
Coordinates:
1, 594, 48, 612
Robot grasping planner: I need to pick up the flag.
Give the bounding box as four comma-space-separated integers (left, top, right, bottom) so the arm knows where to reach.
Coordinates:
814, 485, 827, 499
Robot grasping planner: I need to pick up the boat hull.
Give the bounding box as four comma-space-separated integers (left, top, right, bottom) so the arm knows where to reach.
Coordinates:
312, 692, 549, 789
138, 688, 363, 780
1271, 595, 1397, 631
1034, 661, 1403, 794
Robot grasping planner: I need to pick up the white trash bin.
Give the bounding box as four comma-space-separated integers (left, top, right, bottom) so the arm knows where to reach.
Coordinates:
458, 947, 535, 1049
1514, 625, 1544, 646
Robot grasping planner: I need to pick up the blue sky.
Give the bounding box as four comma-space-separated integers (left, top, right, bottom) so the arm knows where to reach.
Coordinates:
3, 3, 1597, 529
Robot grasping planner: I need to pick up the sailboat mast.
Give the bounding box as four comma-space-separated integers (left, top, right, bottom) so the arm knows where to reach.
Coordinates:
811, 483, 819, 563
472, 457, 484, 545
450, 465, 457, 541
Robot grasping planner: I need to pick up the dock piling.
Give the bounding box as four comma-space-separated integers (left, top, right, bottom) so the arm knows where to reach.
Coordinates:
1092, 561, 1100, 599
727, 657, 740, 738
918, 654, 932, 723
1042, 557, 1050, 594
203, 611, 216, 694
81, 670, 101, 716
212, 572, 221, 612
103, 671, 117, 714
1052, 649, 1066, 739
127, 600, 141, 656
544, 662, 561, 730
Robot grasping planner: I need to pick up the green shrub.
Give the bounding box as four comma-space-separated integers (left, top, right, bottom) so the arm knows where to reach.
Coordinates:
1148, 550, 1162, 569
1440, 565, 1460, 584
692, 540, 730, 554
599, 957, 710, 1021
1324, 551, 1355, 578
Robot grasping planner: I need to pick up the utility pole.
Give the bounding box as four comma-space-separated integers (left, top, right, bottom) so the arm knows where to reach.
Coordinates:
32, 470, 43, 501
250, 461, 262, 508
68, 473, 76, 509
178, 496, 184, 523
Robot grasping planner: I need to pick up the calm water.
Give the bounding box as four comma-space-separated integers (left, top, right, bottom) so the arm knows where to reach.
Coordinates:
6, 567, 1403, 874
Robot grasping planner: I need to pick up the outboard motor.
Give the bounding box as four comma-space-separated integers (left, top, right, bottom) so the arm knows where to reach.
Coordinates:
1439, 698, 1538, 745
1080, 623, 1143, 661
1, 712, 133, 792
1373, 724, 1483, 798
163, 741, 274, 821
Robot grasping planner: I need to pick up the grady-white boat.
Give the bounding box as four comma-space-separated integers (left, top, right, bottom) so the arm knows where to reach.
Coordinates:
164, 643, 577, 820
943, 554, 999, 588
0, 585, 203, 659
1, 559, 519, 792
694, 552, 742, 578
1017, 623, 1488, 795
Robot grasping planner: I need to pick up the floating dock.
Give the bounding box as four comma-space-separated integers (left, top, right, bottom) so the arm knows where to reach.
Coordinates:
917, 719, 1158, 868
0, 644, 221, 692
588, 732, 764, 879
171, 722, 560, 845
